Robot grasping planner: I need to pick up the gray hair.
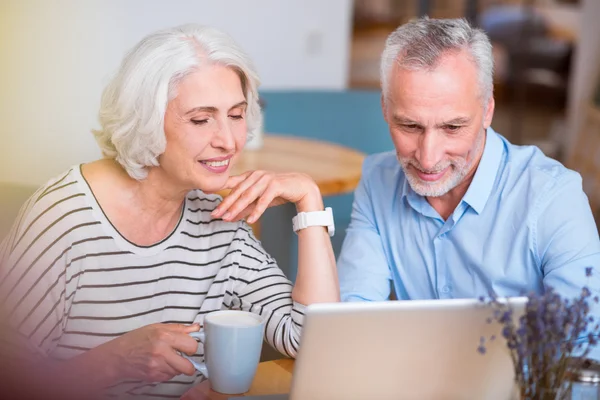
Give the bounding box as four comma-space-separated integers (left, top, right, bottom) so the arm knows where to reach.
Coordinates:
93, 24, 262, 180
380, 17, 493, 104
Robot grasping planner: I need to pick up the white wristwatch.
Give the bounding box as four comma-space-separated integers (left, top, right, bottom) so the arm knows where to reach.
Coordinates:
292, 207, 335, 237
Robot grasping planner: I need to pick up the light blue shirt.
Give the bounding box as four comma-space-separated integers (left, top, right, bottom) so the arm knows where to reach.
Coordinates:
338, 128, 600, 320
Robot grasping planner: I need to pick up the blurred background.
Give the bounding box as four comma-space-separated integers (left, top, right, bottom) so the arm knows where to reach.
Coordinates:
1, 0, 600, 280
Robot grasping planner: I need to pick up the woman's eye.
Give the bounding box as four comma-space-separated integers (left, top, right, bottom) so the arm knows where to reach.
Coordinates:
229, 115, 244, 120
191, 119, 208, 125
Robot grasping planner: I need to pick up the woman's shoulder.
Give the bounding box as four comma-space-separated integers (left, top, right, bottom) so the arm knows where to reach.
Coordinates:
185, 190, 223, 212
182, 189, 231, 233
21, 166, 84, 213
182, 190, 257, 242
2, 166, 89, 255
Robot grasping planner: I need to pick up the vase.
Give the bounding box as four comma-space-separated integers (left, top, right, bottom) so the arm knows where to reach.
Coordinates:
538, 387, 567, 400
521, 386, 570, 400
514, 384, 571, 400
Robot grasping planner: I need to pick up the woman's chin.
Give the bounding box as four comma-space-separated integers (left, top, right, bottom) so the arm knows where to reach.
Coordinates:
195, 179, 229, 195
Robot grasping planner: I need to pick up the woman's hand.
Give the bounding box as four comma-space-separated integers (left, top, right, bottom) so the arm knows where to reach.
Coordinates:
212, 171, 323, 223
105, 323, 200, 382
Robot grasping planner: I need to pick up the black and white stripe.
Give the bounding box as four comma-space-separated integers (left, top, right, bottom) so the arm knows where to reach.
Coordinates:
0, 166, 305, 399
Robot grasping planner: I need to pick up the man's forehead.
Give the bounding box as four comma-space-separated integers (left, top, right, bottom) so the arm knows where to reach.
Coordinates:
387, 70, 480, 110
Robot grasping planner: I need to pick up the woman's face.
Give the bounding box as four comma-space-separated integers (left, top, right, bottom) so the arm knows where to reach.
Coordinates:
159, 64, 248, 194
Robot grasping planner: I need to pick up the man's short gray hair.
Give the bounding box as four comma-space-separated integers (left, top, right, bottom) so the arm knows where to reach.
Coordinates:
93, 24, 261, 180
380, 17, 493, 104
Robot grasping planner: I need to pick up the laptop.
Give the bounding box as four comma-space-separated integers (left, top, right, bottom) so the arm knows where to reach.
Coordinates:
237, 297, 527, 400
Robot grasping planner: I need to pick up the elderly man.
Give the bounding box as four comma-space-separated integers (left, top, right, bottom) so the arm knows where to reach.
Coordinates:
338, 17, 599, 330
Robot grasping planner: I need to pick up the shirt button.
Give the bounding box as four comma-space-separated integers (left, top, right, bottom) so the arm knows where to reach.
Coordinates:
441, 286, 451, 293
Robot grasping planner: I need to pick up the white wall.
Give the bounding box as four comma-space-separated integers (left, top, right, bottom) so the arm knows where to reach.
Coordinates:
0, 0, 353, 186
565, 0, 600, 156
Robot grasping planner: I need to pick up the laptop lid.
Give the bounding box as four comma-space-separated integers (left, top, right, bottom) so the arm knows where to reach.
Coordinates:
289, 298, 526, 400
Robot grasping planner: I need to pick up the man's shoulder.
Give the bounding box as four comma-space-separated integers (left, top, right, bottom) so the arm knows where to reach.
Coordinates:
502, 138, 581, 192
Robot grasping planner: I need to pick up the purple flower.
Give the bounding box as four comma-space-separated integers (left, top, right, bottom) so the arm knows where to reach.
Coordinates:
477, 269, 599, 399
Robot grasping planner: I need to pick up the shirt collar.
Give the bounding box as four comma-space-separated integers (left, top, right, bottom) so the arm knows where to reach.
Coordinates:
461, 127, 504, 214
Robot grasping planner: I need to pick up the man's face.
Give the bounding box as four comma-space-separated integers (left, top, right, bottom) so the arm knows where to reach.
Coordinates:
382, 51, 494, 197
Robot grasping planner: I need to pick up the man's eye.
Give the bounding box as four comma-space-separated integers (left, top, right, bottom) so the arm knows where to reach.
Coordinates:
445, 125, 461, 132
191, 119, 208, 125
403, 124, 420, 131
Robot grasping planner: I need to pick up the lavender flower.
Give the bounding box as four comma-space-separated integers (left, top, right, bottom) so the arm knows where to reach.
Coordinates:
478, 270, 599, 400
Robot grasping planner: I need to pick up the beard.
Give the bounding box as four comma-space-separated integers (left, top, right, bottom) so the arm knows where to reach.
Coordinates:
398, 157, 469, 197
397, 130, 485, 197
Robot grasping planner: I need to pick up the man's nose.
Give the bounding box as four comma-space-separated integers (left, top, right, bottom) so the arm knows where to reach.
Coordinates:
415, 131, 443, 171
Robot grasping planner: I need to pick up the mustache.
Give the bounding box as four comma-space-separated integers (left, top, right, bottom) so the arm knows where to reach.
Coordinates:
397, 156, 453, 174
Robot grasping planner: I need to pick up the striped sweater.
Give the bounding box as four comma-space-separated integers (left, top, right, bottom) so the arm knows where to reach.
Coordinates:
0, 166, 304, 398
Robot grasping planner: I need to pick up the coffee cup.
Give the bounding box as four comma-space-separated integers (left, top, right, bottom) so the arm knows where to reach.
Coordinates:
183, 310, 266, 394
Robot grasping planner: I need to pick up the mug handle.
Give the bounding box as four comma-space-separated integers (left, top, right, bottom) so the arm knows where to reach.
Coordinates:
182, 330, 209, 378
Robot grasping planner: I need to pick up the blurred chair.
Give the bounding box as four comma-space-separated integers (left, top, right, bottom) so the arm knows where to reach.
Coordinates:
479, 3, 573, 146
567, 104, 600, 225
258, 90, 394, 280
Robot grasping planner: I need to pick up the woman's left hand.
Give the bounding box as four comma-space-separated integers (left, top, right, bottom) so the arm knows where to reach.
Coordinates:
211, 171, 322, 224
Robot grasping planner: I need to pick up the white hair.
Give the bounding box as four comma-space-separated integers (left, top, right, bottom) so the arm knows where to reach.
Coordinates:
92, 24, 262, 180
380, 17, 494, 104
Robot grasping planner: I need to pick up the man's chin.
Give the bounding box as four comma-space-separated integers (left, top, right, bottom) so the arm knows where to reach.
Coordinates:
407, 177, 452, 197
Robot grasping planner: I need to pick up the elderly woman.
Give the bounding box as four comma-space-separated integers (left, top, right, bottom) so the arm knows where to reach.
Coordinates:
0, 24, 338, 398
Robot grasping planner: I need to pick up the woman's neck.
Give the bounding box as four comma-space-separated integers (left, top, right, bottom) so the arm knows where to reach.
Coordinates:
84, 159, 189, 246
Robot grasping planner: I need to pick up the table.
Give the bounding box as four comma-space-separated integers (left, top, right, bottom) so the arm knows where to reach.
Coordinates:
182, 359, 295, 400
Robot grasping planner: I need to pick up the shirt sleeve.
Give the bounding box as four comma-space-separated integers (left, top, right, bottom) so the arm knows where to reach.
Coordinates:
229, 222, 304, 358
0, 184, 72, 359
534, 170, 600, 359
337, 158, 393, 301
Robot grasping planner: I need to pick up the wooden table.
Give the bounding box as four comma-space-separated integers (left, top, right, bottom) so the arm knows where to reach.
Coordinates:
182, 359, 295, 400
226, 134, 366, 197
